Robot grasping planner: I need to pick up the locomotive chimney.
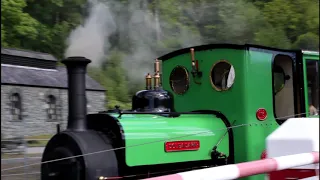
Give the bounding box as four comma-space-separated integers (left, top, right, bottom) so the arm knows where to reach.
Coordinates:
61, 56, 91, 131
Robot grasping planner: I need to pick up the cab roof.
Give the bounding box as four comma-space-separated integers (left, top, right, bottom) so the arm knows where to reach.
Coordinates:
302, 50, 319, 56
157, 43, 305, 61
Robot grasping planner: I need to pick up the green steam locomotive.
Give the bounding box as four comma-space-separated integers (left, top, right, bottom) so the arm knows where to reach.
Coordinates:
41, 44, 319, 180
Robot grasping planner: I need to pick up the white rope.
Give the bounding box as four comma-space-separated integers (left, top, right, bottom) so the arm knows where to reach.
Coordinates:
0, 123, 252, 172
1, 111, 318, 172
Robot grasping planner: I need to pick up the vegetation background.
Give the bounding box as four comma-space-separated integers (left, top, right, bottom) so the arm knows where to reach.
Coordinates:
1, 0, 319, 109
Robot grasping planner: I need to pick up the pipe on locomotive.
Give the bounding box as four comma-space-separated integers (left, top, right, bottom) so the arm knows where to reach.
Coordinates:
61, 56, 91, 131
153, 59, 161, 90
145, 73, 152, 90
145, 59, 161, 90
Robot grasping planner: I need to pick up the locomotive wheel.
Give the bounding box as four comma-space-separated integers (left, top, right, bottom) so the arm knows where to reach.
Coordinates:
41, 130, 119, 180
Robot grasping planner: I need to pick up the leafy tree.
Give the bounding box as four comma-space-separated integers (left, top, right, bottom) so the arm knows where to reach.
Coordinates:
88, 50, 132, 110
293, 32, 319, 50
304, 1, 319, 35
1, 0, 39, 48
215, 0, 265, 44
1, 24, 7, 47
254, 26, 291, 49
2, 0, 319, 109
23, 0, 87, 58
103, 51, 130, 103
262, 0, 319, 45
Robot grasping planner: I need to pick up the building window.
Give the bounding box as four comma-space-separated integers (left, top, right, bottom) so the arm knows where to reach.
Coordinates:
306, 60, 319, 116
10, 93, 22, 120
47, 95, 57, 121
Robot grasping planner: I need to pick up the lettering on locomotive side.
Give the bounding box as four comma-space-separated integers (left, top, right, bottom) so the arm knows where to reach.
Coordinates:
164, 140, 200, 152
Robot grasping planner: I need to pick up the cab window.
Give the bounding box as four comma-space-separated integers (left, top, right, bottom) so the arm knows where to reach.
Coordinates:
272, 54, 295, 121
305, 60, 319, 116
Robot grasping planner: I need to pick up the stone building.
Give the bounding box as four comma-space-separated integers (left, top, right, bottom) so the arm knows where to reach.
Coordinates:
1, 48, 106, 138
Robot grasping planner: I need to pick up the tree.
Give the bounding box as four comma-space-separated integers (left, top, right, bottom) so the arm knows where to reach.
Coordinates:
254, 26, 291, 49
215, 0, 266, 44
1, 0, 39, 48
2, 0, 319, 109
23, 0, 87, 58
90, 50, 132, 109
304, 1, 319, 36
293, 32, 319, 50
262, 0, 319, 45
104, 52, 130, 102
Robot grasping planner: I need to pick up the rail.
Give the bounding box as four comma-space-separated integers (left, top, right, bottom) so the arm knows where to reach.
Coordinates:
142, 152, 319, 180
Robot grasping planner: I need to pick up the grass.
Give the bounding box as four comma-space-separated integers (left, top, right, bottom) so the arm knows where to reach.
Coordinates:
26, 134, 53, 140
2, 153, 42, 159
1, 134, 53, 147
25, 134, 53, 147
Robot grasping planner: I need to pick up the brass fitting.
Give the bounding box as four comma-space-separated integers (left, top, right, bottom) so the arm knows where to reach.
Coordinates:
155, 59, 160, 73
153, 72, 161, 89
190, 48, 196, 67
145, 73, 152, 90
153, 59, 161, 89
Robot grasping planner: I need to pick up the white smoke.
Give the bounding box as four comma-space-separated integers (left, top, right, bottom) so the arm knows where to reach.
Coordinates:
64, 0, 202, 82
65, 0, 116, 66
64, 0, 275, 84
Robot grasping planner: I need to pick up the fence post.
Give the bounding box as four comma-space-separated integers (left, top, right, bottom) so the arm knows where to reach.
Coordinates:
56, 123, 60, 134
22, 113, 29, 176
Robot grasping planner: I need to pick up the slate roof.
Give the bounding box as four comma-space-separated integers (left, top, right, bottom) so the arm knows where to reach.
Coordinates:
1, 48, 57, 61
1, 65, 105, 91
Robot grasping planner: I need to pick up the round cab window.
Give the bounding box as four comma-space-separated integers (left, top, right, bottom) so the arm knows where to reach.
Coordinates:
210, 60, 235, 91
170, 66, 189, 94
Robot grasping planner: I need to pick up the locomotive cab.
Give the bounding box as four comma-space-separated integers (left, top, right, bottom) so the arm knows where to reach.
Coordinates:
272, 51, 319, 123
159, 44, 319, 180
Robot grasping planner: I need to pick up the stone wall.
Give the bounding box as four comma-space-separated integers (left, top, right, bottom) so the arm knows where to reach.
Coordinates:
1, 85, 106, 138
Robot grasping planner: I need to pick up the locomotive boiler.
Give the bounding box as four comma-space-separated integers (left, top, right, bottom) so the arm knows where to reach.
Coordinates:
41, 44, 319, 180
41, 56, 232, 180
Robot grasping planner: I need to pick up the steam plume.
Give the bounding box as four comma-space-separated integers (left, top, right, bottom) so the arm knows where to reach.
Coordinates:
64, 0, 202, 82
65, 0, 116, 66
65, 0, 263, 83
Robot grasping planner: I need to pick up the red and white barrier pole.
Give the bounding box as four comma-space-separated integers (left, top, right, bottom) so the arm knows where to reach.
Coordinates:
266, 118, 319, 179
144, 152, 319, 180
